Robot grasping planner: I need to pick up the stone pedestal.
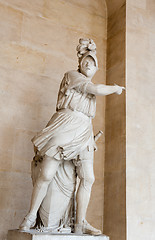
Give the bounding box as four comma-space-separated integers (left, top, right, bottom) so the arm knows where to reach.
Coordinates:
8, 230, 109, 240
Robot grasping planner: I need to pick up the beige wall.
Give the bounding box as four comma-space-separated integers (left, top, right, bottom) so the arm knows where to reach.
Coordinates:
126, 0, 155, 239
104, 1, 155, 239
104, 1, 126, 240
0, 1, 107, 239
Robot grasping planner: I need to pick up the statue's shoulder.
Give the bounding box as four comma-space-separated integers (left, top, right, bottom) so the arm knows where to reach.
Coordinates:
65, 70, 80, 79
62, 71, 82, 87
62, 70, 89, 90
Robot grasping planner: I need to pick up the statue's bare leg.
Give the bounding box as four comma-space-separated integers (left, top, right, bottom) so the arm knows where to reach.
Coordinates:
75, 150, 102, 235
19, 155, 61, 230
76, 160, 94, 223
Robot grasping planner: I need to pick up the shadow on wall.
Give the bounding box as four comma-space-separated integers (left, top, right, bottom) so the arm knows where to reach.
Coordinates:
104, 0, 126, 240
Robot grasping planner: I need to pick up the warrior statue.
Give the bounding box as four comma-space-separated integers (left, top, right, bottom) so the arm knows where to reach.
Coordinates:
19, 38, 125, 235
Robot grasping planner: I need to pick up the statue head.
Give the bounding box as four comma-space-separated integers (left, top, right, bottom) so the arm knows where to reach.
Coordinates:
79, 52, 98, 78
77, 38, 98, 78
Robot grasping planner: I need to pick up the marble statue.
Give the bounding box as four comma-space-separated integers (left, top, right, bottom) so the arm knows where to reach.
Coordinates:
19, 38, 125, 235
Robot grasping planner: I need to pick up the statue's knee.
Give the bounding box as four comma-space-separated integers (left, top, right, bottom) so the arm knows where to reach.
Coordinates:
87, 175, 95, 185
39, 170, 53, 183
81, 175, 95, 189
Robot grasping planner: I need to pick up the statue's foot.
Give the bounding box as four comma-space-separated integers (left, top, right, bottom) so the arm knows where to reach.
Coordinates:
19, 213, 36, 231
75, 220, 102, 236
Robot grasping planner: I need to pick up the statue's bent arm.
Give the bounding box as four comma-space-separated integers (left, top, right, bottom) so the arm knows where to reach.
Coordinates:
85, 82, 125, 96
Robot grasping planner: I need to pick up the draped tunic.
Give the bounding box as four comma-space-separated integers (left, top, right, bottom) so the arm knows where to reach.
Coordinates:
32, 70, 97, 161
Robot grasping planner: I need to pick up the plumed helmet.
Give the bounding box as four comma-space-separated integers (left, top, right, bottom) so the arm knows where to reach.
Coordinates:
77, 38, 98, 69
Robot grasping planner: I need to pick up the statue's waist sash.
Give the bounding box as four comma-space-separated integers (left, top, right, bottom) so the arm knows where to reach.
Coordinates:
58, 108, 91, 123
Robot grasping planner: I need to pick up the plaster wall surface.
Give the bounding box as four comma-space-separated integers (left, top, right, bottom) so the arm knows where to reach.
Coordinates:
0, 1, 107, 239
126, 0, 155, 239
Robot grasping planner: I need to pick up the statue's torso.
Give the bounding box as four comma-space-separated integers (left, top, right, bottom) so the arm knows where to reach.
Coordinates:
56, 70, 96, 118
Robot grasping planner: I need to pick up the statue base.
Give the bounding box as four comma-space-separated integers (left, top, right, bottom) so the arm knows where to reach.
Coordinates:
7, 230, 110, 240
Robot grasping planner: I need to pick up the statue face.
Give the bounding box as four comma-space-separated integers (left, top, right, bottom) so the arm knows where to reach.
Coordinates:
80, 56, 97, 78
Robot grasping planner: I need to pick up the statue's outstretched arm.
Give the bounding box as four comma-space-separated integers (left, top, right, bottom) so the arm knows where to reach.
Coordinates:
86, 82, 125, 96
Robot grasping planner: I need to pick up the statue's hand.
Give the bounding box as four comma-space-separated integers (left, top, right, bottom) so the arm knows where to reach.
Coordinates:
114, 84, 125, 95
